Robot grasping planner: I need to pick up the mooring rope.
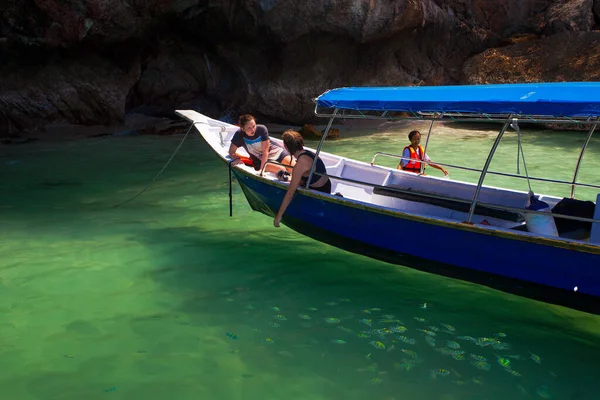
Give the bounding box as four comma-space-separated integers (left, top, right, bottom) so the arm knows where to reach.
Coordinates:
111, 123, 194, 208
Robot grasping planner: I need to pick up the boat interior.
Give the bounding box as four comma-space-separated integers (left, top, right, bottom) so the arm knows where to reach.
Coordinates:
205, 119, 600, 244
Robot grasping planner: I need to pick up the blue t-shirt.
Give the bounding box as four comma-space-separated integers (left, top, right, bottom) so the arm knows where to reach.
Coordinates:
231, 124, 284, 160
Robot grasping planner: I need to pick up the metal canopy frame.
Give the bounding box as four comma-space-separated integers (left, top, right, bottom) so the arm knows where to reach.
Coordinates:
308, 96, 599, 224
313, 105, 600, 126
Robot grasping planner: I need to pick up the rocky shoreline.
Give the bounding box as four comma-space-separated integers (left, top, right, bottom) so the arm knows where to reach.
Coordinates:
1, 0, 599, 138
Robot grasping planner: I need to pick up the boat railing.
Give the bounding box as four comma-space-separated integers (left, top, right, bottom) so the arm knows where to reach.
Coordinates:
257, 155, 600, 227
370, 152, 600, 191
307, 170, 600, 227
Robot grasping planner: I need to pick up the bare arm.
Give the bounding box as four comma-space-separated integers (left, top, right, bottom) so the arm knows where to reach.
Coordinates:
274, 157, 310, 227
259, 139, 270, 171
228, 143, 242, 165
427, 161, 448, 176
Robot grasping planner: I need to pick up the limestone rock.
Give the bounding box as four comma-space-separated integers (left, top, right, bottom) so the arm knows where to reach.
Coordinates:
0, 55, 140, 133
1, 0, 599, 135
463, 32, 600, 84
538, 0, 595, 35
298, 124, 339, 139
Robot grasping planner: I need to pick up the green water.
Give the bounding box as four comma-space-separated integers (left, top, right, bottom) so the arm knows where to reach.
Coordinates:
1, 123, 599, 400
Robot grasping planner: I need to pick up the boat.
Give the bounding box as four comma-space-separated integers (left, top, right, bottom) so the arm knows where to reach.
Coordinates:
176, 82, 600, 313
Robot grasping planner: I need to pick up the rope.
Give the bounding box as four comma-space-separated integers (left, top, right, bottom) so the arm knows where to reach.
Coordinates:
228, 160, 233, 217
111, 123, 194, 208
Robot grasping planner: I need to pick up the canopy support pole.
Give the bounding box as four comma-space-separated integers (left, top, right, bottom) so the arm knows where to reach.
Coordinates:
420, 113, 442, 174
570, 121, 597, 198
306, 108, 338, 188
466, 118, 513, 223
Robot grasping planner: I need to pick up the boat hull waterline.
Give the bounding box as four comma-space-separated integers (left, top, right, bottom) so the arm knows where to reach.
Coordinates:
234, 166, 600, 300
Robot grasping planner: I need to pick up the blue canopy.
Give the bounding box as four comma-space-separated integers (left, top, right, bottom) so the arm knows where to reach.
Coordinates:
315, 82, 600, 117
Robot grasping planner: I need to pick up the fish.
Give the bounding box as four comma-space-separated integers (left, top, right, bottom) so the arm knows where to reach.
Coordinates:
270, 306, 281, 312
274, 314, 287, 321
470, 354, 487, 362
244, 305, 255, 310
419, 303, 428, 310
495, 332, 507, 338
397, 336, 416, 345
308, 307, 318, 311
475, 337, 500, 347
418, 329, 437, 337
440, 324, 456, 332
452, 353, 465, 361
225, 332, 238, 340
431, 368, 450, 377
357, 333, 370, 338
63, 354, 75, 359
491, 341, 511, 350
370, 341, 386, 349
470, 360, 491, 371
446, 341, 460, 349
369, 377, 384, 384
298, 314, 311, 320
425, 336, 436, 347
324, 317, 340, 324
325, 302, 338, 306
495, 355, 511, 369
331, 339, 347, 344
338, 326, 353, 333
339, 298, 351, 302
414, 317, 426, 323
457, 336, 476, 341
265, 337, 274, 343
401, 349, 418, 359
530, 352, 542, 364
505, 369, 522, 377
386, 345, 395, 352
370, 308, 382, 311
390, 325, 408, 333
360, 319, 372, 327
437, 348, 452, 356
428, 326, 440, 332
269, 322, 280, 328
104, 387, 118, 392
362, 309, 371, 314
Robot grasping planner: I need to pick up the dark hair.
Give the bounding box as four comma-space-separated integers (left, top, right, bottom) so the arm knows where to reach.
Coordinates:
282, 129, 304, 154
238, 114, 255, 128
408, 130, 420, 140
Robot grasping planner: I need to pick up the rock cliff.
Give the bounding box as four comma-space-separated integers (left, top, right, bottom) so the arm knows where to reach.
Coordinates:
1, 0, 599, 135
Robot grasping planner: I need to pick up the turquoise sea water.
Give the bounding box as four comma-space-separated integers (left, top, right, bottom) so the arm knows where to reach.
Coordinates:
1, 122, 599, 400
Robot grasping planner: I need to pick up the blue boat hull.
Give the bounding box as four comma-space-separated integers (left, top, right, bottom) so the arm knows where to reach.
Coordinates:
234, 169, 600, 313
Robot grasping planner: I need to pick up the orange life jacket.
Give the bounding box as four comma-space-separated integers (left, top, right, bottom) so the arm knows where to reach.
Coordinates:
235, 153, 255, 167
402, 145, 425, 173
